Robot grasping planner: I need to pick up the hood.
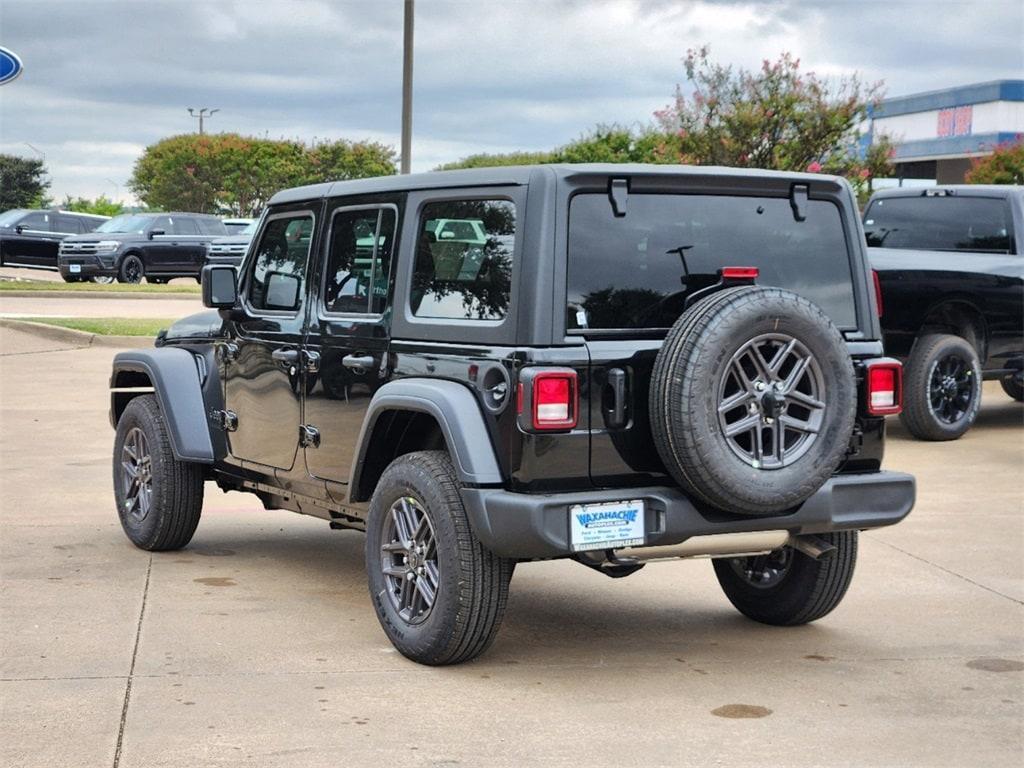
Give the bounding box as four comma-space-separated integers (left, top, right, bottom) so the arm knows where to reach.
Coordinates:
160, 310, 226, 343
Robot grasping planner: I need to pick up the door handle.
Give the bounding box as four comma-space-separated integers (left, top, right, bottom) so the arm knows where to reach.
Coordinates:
272, 348, 300, 366
342, 354, 375, 370
605, 367, 628, 429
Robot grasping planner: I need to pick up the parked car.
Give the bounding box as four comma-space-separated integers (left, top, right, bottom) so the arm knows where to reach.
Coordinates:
0, 208, 109, 276
222, 217, 255, 234
204, 220, 256, 268
108, 165, 914, 665
864, 185, 1024, 440
58, 212, 228, 283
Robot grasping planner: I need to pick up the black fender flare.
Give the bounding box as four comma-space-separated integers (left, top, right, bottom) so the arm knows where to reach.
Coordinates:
350, 379, 503, 494
110, 348, 215, 463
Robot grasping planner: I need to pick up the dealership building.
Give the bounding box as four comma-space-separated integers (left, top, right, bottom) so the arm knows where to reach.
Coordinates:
866, 79, 1024, 184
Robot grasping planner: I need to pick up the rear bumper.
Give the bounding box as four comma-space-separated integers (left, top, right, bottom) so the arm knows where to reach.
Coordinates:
461, 471, 915, 559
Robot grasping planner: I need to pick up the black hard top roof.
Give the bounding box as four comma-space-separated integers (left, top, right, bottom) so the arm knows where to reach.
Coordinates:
268, 163, 842, 205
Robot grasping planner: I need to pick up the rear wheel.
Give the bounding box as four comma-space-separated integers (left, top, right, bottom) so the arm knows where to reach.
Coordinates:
91, 275, 116, 285
365, 451, 512, 665
147, 277, 168, 285
118, 255, 144, 284
112, 395, 204, 551
713, 531, 857, 625
1000, 374, 1024, 402
900, 334, 981, 440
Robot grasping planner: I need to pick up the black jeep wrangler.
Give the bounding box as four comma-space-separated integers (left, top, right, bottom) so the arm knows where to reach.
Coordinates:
109, 165, 915, 665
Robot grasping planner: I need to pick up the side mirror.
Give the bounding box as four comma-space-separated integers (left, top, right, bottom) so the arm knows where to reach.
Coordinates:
202, 264, 237, 308
14, 224, 25, 234
149, 229, 166, 239
264, 271, 301, 310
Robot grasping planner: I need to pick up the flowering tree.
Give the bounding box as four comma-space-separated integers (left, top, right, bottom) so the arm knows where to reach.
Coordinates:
654, 47, 892, 199
965, 140, 1024, 184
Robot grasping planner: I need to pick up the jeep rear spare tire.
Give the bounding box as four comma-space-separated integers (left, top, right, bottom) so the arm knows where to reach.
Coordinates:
650, 286, 856, 515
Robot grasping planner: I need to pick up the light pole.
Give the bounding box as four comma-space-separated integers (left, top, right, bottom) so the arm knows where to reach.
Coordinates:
105, 178, 120, 203
401, 0, 414, 174
187, 107, 220, 135
24, 142, 44, 162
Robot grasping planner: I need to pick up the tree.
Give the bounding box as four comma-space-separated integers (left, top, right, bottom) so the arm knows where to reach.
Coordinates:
62, 194, 124, 217
555, 126, 666, 164
654, 47, 892, 199
435, 150, 556, 171
130, 134, 398, 217
966, 140, 1024, 184
0, 154, 50, 210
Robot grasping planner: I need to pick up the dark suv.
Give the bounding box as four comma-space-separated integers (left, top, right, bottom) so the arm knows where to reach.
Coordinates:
59, 212, 227, 283
108, 165, 915, 665
0, 208, 108, 273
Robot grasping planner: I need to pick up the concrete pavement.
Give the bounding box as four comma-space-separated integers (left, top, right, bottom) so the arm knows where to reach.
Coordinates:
1, 327, 1021, 767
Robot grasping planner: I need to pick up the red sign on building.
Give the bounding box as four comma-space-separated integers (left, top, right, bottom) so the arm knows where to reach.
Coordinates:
937, 106, 973, 137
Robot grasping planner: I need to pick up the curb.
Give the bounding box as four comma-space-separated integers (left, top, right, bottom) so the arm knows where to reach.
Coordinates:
0, 289, 200, 301
0, 318, 154, 348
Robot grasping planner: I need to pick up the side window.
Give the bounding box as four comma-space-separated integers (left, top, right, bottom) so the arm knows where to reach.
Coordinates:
247, 212, 314, 312
173, 217, 200, 236
149, 216, 172, 235
20, 212, 50, 231
56, 215, 84, 234
323, 207, 397, 314
198, 218, 225, 235
411, 199, 515, 320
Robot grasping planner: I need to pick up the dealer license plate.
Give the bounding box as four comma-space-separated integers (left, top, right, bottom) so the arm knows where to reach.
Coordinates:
69, 264, 81, 273
569, 500, 645, 552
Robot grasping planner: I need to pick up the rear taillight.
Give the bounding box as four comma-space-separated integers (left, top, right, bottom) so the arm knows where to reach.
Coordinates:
517, 368, 578, 431
872, 270, 884, 317
865, 359, 902, 415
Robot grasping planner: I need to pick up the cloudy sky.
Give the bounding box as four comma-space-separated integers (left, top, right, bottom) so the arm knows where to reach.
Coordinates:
1, 0, 1021, 203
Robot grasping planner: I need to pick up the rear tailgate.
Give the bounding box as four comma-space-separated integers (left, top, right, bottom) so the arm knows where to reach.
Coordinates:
563, 184, 872, 488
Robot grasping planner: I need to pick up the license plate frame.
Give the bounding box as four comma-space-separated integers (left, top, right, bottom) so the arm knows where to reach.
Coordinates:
569, 499, 645, 552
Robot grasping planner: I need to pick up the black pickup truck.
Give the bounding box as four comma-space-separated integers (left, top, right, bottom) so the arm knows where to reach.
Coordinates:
864, 186, 1024, 440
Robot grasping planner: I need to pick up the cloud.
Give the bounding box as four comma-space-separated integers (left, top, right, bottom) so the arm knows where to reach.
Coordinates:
0, 0, 1020, 201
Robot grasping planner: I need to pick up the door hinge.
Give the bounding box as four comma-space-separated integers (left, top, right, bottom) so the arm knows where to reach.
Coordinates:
217, 342, 240, 363
299, 424, 321, 448
211, 409, 238, 432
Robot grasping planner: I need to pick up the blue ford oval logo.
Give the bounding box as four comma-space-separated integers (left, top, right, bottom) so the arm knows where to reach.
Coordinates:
0, 47, 23, 86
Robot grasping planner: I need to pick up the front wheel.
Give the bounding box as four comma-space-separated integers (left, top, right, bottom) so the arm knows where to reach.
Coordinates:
713, 531, 857, 625
365, 451, 513, 665
118, 255, 144, 284
112, 395, 204, 551
900, 334, 981, 441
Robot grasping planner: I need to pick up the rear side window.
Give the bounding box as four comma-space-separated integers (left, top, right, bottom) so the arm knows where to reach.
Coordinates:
247, 213, 315, 312
197, 218, 226, 236
172, 217, 200, 235
567, 193, 856, 331
411, 199, 515, 321
56, 215, 84, 234
864, 196, 1014, 253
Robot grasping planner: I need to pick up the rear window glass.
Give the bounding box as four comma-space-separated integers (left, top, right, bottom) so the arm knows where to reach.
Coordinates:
864, 196, 1013, 253
567, 193, 856, 331
411, 199, 515, 321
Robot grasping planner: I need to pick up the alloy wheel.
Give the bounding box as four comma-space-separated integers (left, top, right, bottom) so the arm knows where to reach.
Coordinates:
717, 333, 826, 469
380, 496, 439, 625
728, 548, 793, 588
120, 427, 153, 521
928, 354, 974, 424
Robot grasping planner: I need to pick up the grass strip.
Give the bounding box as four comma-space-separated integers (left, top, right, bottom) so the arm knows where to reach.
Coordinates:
20, 317, 175, 336
0, 280, 199, 294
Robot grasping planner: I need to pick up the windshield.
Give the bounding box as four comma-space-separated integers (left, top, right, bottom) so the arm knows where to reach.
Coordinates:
0, 209, 28, 227
864, 196, 1014, 253
95, 214, 153, 234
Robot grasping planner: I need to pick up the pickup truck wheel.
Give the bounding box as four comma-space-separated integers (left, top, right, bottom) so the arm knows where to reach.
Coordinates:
1000, 374, 1024, 402
650, 286, 855, 515
112, 395, 204, 551
365, 450, 513, 665
118, 255, 144, 284
91, 275, 116, 285
712, 531, 857, 625
900, 334, 981, 440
